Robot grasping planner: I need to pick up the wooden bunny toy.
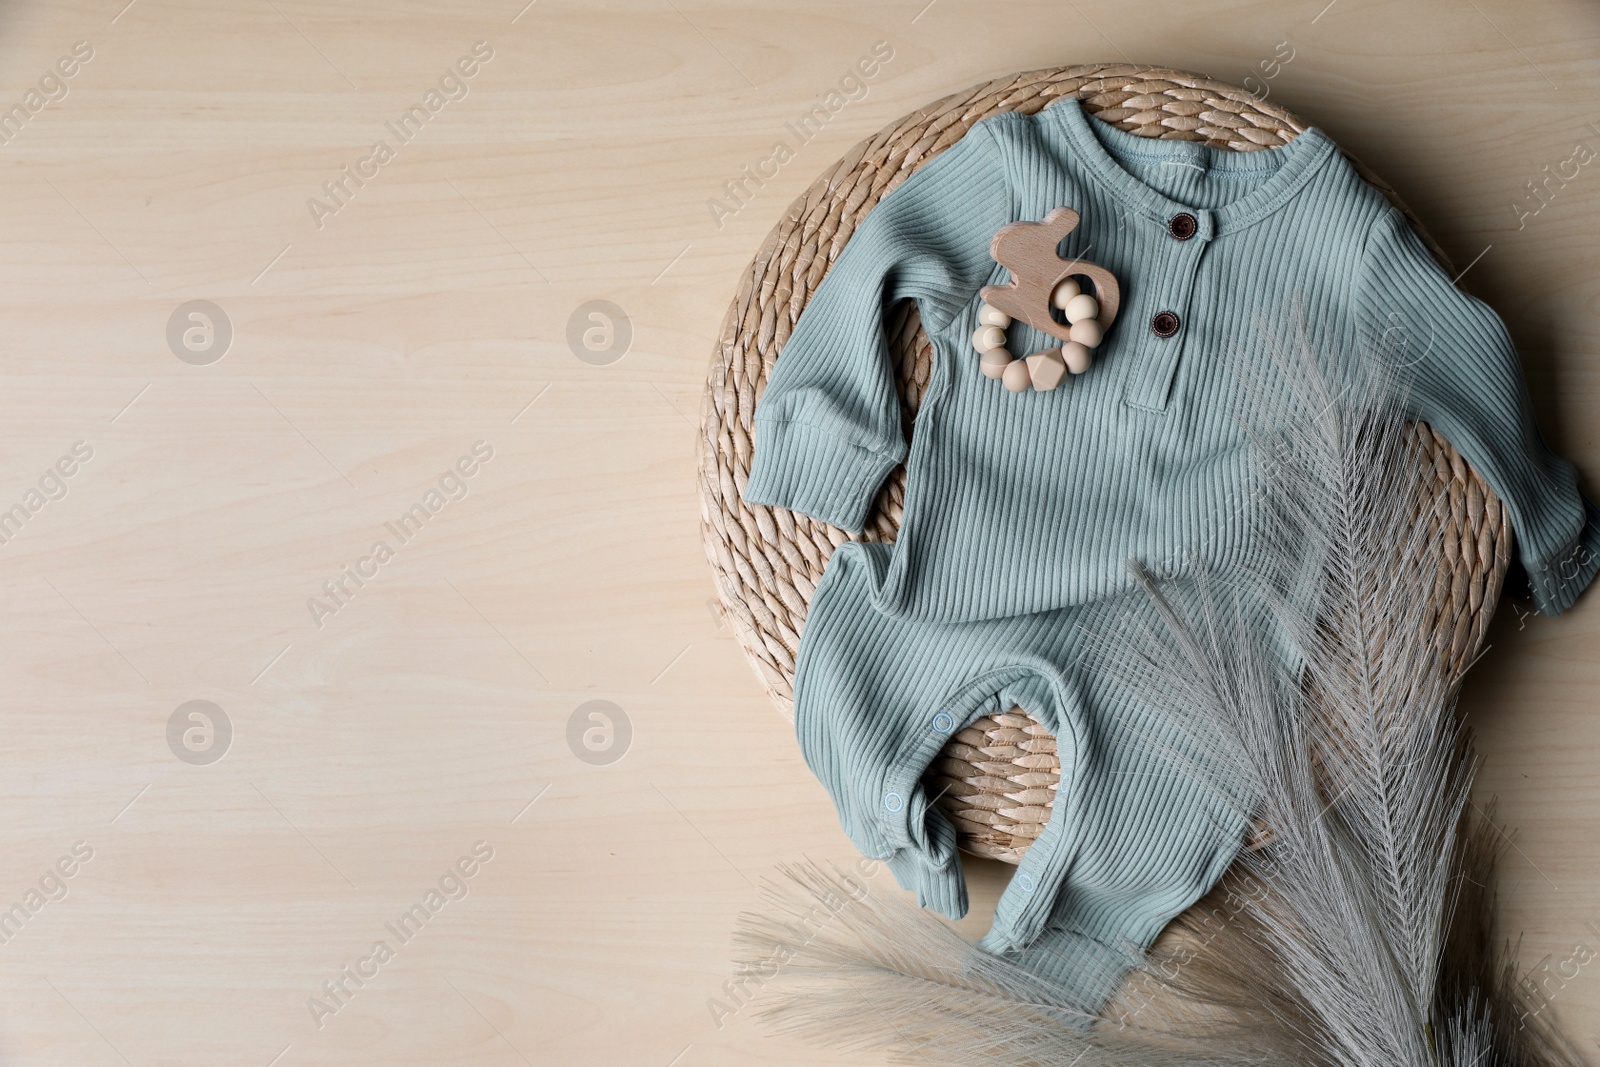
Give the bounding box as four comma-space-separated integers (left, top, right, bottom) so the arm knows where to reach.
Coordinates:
972, 207, 1122, 392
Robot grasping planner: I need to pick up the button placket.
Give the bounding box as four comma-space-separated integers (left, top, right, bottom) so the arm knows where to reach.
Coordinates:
1122, 209, 1213, 412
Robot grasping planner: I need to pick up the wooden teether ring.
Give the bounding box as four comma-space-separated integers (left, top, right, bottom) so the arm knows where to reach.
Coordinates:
980, 207, 1121, 343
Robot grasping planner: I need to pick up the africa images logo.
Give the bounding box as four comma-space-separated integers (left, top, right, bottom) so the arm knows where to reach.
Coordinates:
307, 441, 494, 629
307, 41, 495, 230
307, 841, 494, 1030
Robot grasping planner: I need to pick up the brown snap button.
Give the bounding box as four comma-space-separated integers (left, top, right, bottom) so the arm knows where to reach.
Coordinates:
1151, 310, 1181, 337
1168, 212, 1197, 240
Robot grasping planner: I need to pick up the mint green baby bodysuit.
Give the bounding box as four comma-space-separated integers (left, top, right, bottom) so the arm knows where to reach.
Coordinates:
744, 94, 1600, 622
742, 95, 1600, 1019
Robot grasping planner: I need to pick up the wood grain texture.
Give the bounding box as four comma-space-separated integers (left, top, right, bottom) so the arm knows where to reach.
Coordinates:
0, 2, 1594, 1065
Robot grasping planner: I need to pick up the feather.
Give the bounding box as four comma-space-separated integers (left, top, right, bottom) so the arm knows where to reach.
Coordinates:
1099, 293, 1574, 1067
731, 858, 1274, 1066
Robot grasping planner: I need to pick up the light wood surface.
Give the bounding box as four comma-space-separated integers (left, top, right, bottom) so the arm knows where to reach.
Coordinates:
0, 2, 1595, 1064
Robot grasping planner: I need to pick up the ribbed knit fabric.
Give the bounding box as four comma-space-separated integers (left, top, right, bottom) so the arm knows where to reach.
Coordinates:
795, 541, 1254, 1019
743, 94, 1600, 621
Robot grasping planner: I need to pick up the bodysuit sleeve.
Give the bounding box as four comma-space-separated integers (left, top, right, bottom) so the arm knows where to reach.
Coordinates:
741, 117, 1015, 533
1358, 205, 1600, 614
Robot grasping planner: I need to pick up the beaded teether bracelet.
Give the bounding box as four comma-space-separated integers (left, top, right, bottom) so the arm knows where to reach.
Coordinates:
972, 277, 1107, 392
973, 206, 1122, 394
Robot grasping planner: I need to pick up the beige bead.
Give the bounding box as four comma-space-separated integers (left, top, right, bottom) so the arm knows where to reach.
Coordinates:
979, 347, 1012, 379
977, 304, 1011, 328
1063, 293, 1100, 324
1062, 341, 1093, 374
1002, 358, 1032, 392
1069, 318, 1104, 348
1050, 277, 1081, 309
1025, 348, 1066, 391
973, 325, 1007, 352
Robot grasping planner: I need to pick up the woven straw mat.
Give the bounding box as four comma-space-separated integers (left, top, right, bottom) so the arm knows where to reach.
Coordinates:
697, 64, 1512, 865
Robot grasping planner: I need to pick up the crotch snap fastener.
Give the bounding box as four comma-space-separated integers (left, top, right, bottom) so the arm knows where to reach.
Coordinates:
1016, 872, 1036, 893
931, 712, 955, 734
883, 791, 904, 813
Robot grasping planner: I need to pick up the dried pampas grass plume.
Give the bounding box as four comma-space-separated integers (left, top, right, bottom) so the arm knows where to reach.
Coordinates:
731, 858, 1268, 1067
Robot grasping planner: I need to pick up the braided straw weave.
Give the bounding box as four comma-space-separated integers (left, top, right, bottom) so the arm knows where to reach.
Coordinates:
697, 64, 1512, 865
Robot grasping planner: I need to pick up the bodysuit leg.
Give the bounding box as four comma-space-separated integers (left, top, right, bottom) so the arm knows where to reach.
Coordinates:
794, 540, 1255, 1015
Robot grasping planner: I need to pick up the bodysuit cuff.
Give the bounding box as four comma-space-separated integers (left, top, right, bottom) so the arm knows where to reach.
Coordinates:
742, 418, 901, 534
1525, 499, 1600, 615
881, 847, 968, 921
981, 921, 1140, 1024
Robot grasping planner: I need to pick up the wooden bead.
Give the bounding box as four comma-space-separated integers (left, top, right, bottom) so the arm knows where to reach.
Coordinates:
977, 304, 1011, 328
1002, 358, 1032, 392
1025, 348, 1066, 391
979, 348, 1012, 379
973, 325, 1007, 352
1062, 341, 1093, 374
1069, 318, 1103, 347
1050, 277, 1081, 309
1064, 293, 1099, 324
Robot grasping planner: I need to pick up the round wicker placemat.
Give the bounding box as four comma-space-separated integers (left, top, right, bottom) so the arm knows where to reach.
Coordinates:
697, 64, 1512, 864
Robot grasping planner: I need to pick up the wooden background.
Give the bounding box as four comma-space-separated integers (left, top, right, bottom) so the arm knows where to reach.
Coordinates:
0, 1, 1595, 1063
